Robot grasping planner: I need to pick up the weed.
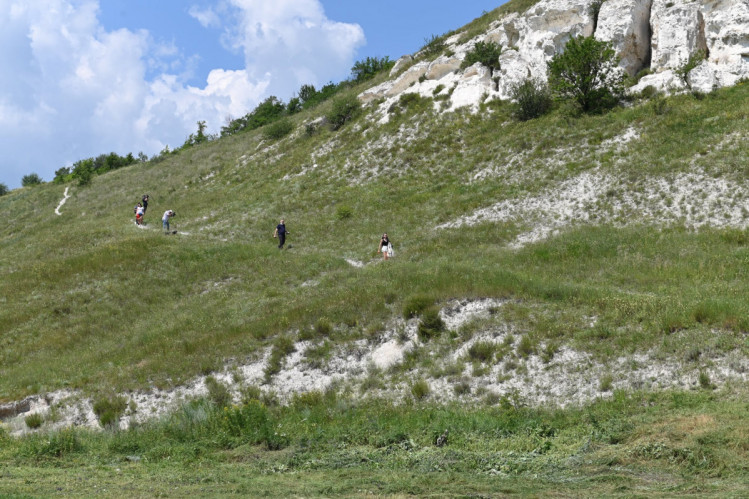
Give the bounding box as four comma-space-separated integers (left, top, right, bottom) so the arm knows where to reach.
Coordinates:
205, 376, 232, 408
467, 341, 496, 362
418, 308, 446, 341
410, 379, 430, 400
92, 395, 128, 429
403, 294, 434, 319
264, 336, 296, 381
24, 413, 44, 429
599, 374, 614, 392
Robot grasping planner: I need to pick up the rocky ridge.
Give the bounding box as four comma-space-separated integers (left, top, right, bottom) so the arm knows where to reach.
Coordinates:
360, 0, 749, 113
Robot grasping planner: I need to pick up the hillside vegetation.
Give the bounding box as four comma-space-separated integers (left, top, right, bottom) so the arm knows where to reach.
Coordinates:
0, 2, 747, 495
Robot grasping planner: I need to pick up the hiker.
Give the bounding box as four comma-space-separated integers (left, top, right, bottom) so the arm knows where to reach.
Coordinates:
162, 209, 176, 233
379, 233, 393, 260
134, 203, 144, 225
141, 194, 149, 214
273, 219, 288, 249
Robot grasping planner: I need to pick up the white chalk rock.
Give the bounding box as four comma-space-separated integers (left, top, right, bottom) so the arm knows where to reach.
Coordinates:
596, 0, 654, 76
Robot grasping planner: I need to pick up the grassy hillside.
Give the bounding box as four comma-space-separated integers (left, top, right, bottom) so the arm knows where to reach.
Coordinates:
2, 81, 747, 402
0, 4, 747, 491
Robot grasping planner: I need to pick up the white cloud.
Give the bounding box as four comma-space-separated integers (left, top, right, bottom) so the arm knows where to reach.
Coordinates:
0, 0, 365, 188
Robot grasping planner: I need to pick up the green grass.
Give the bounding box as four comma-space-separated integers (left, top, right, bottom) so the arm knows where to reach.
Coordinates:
0, 389, 746, 496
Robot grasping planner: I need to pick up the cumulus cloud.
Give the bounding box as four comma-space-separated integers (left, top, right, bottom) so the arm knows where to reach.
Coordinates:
0, 0, 364, 187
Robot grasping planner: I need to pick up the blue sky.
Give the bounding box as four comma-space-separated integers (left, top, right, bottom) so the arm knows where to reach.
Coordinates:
0, 0, 504, 189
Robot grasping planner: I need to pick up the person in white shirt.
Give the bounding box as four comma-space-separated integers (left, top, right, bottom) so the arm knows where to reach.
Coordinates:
162, 210, 175, 233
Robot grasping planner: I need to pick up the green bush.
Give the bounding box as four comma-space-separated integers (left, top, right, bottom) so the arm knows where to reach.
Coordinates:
410, 379, 431, 400
461, 41, 503, 72
24, 413, 44, 429
21, 173, 43, 187
418, 308, 446, 342
511, 77, 553, 120
420, 34, 446, 59
264, 336, 296, 381
467, 341, 496, 362
93, 395, 128, 428
0, 183, 8, 196
335, 205, 353, 220
402, 294, 434, 319
262, 119, 294, 140
547, 36, 625, 113
327, 94, 361, 130
205, 376, 232, 408
351, 56, 394, 82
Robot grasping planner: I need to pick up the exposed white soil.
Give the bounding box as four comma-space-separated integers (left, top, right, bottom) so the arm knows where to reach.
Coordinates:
438, 167, 749, 248
2, 298, 745, 437
54, 187, 71, 216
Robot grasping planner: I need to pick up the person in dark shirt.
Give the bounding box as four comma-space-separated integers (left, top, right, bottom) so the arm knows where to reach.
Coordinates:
141, 194, 149, 214
273, 219, 288, 249
379, 233, 392, 260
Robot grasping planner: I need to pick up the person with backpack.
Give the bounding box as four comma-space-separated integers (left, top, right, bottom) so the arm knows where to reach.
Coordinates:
273, 219, 288, 249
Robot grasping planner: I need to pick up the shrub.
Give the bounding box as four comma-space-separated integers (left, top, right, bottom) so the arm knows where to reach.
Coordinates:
421, 34, 446, 58
22, 427, 81, 458
517, 335, 535, 358
335, 205, 353, 220
676, 50, 706, 89
93, 395, 128, 428
327, 94, 361, 130
599, 374, 613, 392
461, 41, 503, 73
418, 308, 446, 342
264, 336, 296, 381
21, 173, 43, 187
205, 376, 232, 408
314, 317, 333, 336
511, 77, 553, 120
351, 56, 394, 82
467, 341, 496, 362
0, 183, 8, 196
402, 294, 434, 319
410, 379, 431, 400
547, 36, 626, 113
262, 119, 294, 140
25, 413, 44, 429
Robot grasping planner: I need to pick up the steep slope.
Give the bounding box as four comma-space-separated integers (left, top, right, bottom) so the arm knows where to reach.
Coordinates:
0, 1, 747, 433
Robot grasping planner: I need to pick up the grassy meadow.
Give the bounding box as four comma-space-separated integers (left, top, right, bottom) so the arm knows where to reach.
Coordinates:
0, 43, 747, 495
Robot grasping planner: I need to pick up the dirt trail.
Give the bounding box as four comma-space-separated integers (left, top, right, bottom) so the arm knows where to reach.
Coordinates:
54, 187, 71, 216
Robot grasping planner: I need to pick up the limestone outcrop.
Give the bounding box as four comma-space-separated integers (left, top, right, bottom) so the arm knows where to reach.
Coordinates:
360, 0, 749, 114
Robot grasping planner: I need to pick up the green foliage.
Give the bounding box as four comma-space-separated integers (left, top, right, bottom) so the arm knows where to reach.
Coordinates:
467, 341, 496, 362
92, 395, 127, 428
417, 308, 446, 341
264, 336, 296, 381
335, 205, 353, 220
676, 50, 707, 89
24, 413, 44, 429
221, 96, 286, 136
547, 36, 626, 113
326, 94, 361, 130
205, 375, 232, 408
0, 183, 8, 196
351, 56, 394, 83
262, 118, 294, 140
21, 173, 43, 187
461, 41, 503, 72
20, 427, 81, 458
183, 120, 211, 147
410, 379, 430, 400
420, 34, 446, 59
511, 77, 553, 120
402, 294, 434, 319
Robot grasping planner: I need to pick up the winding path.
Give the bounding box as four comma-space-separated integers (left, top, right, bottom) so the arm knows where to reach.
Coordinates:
55, 187, 71, 216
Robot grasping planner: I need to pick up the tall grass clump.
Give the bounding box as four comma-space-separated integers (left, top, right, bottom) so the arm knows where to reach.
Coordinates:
264, 336, 296, 381
417, 308, 446, 342
92, 395, 128, 429
403, 294, 434, 319
327, 94, 362, 130
511, 78, 553, 120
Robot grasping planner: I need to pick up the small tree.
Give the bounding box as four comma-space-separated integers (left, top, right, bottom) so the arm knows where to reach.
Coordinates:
351, 56, 394, 83
511, 77, 553, 120
547, 36, 625, 113
461, 40, 503, 73
21, 173, 43, 187
327, 94, 361, 130
0, 183, 8, 196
